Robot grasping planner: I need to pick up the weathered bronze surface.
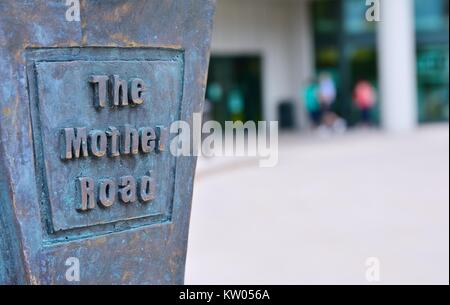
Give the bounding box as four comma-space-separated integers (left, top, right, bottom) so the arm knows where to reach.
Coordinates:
0, 0, 215, 284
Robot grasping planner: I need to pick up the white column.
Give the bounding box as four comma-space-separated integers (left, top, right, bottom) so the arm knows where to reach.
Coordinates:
377, 0, 418, 132
289, 0, 315, 131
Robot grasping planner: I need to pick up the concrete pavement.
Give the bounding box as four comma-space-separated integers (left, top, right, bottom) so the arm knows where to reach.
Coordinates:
185, 124, 449, 285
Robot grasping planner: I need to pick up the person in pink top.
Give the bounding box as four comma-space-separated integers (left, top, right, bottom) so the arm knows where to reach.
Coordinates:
353, 80, 377, 126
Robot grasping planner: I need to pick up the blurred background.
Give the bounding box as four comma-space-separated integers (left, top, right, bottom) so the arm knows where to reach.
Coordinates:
185, 0, 449, 284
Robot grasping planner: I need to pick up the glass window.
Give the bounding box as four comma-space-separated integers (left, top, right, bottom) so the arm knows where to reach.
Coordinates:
312, 0, 340, 35
344, 0, 376, 34
415, 0, 449, 32
416, 45, 449, 122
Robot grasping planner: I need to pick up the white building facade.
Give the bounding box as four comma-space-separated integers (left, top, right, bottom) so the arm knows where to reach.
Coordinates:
209, 0, 449, 132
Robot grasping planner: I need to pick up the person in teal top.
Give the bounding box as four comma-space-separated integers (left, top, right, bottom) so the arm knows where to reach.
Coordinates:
303, 80, 321, 127
228, 89, 245, 122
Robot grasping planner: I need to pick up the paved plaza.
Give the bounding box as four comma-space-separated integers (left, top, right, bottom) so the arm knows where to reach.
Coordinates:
186, 124, 449, 285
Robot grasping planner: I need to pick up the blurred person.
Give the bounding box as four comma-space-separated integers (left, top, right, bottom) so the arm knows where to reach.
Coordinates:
317, 72, 347, 134
318, 72, 336, 112
353, 80, 377, 127
302, 79, 321, 128
227, 88, 245, 122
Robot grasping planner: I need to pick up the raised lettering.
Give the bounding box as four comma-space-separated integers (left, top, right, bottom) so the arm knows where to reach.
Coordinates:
139, 127, 156, 153
130, 78, 146, 105
77, 177, 95, 211
88, 130, 107, 157
118, 175, 137, 203
89, 75, 109, 108
98, 179, 116, 208
106, 126, 121, 157
110, 75, 128, 106
139, 172, 156, 202
121, 125, 139, 155
155, 125, 168, 152
61, 127, 88, 160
